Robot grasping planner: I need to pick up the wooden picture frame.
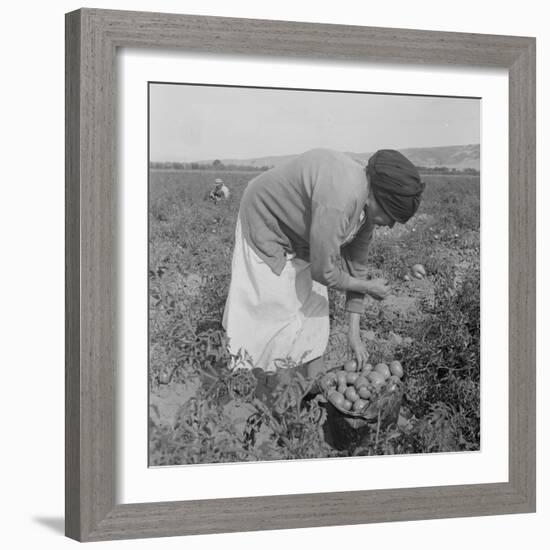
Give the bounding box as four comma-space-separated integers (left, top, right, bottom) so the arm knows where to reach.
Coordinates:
65, 8, 536, 542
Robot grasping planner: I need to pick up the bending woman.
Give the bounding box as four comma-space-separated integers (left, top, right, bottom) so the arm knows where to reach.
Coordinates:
222, 148, 424, 380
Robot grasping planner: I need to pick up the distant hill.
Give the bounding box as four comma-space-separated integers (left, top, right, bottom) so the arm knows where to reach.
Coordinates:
380, 144, 480, 171
197, 144, 480, 172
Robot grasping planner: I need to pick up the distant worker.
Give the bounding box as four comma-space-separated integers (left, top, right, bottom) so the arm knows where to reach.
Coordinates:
208, 178, 230, 203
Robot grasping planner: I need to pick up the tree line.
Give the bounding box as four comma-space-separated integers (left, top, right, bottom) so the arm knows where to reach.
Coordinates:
149, 159, 270, 172
416, 166, 480, 175
149, 159, 479, 176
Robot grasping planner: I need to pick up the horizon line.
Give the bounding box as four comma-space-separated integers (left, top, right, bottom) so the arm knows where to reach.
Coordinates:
150, 142, 481, 165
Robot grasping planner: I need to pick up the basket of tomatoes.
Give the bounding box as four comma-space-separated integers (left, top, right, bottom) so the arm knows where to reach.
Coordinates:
319, 359, 405, 430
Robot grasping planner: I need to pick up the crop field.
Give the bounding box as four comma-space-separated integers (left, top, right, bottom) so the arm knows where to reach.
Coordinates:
149, 168, 480, 465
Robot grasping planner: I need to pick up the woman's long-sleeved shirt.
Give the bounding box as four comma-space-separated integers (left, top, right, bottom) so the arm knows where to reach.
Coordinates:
238, 148, 374, 314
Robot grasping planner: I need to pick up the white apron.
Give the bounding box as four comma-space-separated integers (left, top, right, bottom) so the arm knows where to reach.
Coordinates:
222, 217, 330, 372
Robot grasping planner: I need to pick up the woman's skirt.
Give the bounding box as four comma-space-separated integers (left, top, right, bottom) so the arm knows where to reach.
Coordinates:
222, 217, 330, 372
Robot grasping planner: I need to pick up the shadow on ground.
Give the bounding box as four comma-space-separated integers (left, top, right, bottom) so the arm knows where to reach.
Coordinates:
33, 517, 65, 534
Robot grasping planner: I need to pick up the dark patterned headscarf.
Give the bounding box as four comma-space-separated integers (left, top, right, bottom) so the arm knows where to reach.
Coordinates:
367, 150, 425, 224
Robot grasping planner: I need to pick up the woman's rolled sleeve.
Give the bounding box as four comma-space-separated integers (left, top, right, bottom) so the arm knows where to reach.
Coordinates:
308, 204, 351, 290
341, 222, 374, 312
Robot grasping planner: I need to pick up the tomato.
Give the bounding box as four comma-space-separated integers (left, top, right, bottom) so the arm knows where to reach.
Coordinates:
389, 360, 404, 378
353, 399, 367, 412
388, 375, 401, 384
341, 399, 352, 411
329, 391, 345, 407
411, 263, 427, 277
374, 363, 391, 380
158, 371, 171, 384
344, 386, 359, 402
368, 371, 386, 388
337, 383, 347, 395
361, 364, 373, 377
346, 372, 359, 385
358, 386, 372, 400
343, 359, 358, 372
336, 371, 348, 386
354, 376, 369, 390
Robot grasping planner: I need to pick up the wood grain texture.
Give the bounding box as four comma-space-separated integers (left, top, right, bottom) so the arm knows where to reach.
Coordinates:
85, 8, 532, 66
508, 40, 536, 508
66, 8, 116, 540
65, 9, 81, 541
89, 483, 530, 541
65, 8, 536, 542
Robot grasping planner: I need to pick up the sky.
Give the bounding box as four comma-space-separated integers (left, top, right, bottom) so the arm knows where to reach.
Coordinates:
149, 83, 480, 162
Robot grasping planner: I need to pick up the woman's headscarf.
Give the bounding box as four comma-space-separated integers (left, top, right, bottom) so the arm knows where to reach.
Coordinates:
367, 150, 425, 224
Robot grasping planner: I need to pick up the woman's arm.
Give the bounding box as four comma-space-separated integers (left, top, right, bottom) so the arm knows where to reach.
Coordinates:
308, 205, 390, 299
347, 311, 369, 368
345, 276, 391, 298
341, 220, 373, 312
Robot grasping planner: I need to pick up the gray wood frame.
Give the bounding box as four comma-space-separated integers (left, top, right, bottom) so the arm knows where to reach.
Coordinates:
65, 8, 536, 542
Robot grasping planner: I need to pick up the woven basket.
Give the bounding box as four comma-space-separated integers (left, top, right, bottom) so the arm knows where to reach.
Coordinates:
320, 366, 404, 429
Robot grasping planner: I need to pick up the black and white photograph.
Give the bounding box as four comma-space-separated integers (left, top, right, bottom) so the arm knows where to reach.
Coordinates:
148, 82, 481, 466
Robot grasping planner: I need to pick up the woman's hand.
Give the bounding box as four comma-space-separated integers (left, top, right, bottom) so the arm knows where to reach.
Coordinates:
347, 312, 369, 368
365, 278, 391, 301
348, 332, 369, 368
